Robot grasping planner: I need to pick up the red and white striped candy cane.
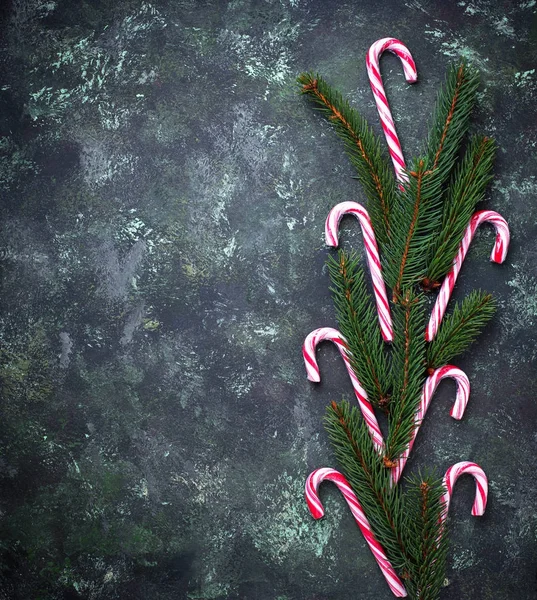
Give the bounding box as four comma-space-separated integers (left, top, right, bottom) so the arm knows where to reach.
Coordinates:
303, 327, 384, 451
366, 38, 418, 184
306, 468, 407, 597
325, 201, 393, 342
392, 366, 470, 483
426, 210, 510, 342
441, 461, 488, 524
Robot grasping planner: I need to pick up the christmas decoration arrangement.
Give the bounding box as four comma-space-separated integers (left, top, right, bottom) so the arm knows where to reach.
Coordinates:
298, 38, 509, 599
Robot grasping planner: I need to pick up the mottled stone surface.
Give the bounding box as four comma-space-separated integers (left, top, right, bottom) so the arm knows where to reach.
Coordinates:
1, 1, 536, 598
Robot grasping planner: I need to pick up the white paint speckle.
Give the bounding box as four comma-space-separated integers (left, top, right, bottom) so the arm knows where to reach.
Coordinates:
222, 236, 238, 258
59, 331, 73, 369
514, 69, 536, 88
253, 324, 279, 339
287, 218, 297, 230
217, 21, 301, 87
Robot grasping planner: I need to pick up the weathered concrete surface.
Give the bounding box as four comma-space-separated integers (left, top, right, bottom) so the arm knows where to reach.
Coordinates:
0, 1, 536, 598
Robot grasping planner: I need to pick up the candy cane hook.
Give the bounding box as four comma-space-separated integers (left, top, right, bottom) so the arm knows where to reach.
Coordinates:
366, 38, 418, 184
426, 210, 510, 342
303, 327, 384, 451
325, 201, 393, 342
392, 366, 470, 483
441, 461, 488, 524
306, 468, 407, 597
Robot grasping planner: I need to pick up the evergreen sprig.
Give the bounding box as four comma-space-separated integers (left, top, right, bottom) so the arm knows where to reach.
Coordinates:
427, 290, 496, 369
325, 400, 412, 572
423, 63, 480, 187
298, 72, 396, 246
403, 472, 449, 600
327, 250, 390, 406
424, 136, 496, 288
384, 64, 480, 296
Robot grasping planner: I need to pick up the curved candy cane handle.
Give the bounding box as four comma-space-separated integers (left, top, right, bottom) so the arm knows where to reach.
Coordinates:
392, 366, 470, 483
366, 38, 418, 184
325, 201, 393, 342
303, 327, 384, 451
441, 461, 488, 523
306, 468, 408, 597
426, 210, 510, 342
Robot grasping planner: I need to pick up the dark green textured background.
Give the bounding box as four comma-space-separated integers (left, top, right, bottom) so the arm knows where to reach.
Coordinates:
1, 1, 536, 598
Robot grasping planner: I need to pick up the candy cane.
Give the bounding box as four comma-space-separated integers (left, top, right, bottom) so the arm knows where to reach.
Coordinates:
325, 201, 393, 342
392, 366, 470, 483
366, 38, 418, 184
306, 468, 407, 597
303, 327, 384, 451
426, 210, 510, 341
440, 461, 488, 525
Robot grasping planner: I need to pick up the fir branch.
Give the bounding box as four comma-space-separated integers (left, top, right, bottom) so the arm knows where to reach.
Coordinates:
386, 290, 427, 463
298, 72, 396, 246
423, 136, 496, 288
325, 400, 413, 572
384, 160, 445, 297
424, 63, 480, 185
403, 473, 449, 599
327, 250, 390, 407
427, 291, 496, 370
300, 59, 501, 600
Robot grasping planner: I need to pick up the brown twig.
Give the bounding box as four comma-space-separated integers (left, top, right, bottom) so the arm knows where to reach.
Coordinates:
431, 65, 465, 172
386, 291, 420, 462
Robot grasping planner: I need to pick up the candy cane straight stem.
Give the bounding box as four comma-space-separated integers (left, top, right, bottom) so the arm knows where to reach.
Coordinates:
303, 327, 385, 452
306, 468, 407, 597
366, 38, 418, 185
441, 461, 488, 525
392, 366, 470, 483
426, 210, 510, 342
325, 201, 393, 342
